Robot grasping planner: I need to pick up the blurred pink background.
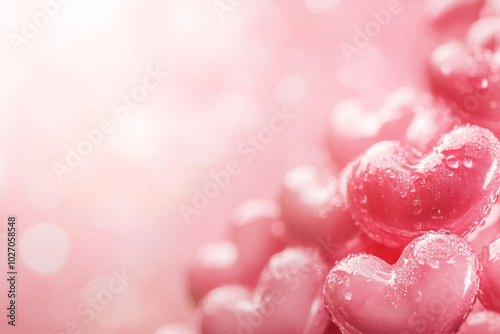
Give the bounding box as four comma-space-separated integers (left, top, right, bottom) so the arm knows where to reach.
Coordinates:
0, 0, 494, 333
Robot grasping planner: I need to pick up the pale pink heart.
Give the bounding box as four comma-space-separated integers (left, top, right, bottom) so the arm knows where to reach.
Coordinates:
324, 232, 480, 334
200, 247, 330, 334
280, 165, 357, 246
479, 234, 500, 312
189, 199, 284, 300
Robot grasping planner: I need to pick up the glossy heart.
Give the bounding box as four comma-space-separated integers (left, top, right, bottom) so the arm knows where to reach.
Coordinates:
458, 310, 500, 333
466, 203, 500, 253
200, 247, 330, 334
323, 231, 402, 267
429, 42, 500, 134
324, 232, 480, 334
327, 87, 455, 167
425, 0, 485, 29
479, 234, 500, 312
466, 16, 500, 52
189, 199, 284, 300
346, 125, 500, 248
280, 165, 357, 246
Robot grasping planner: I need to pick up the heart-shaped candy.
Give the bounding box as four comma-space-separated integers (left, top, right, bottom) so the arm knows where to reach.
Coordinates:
466, 17, 500, 52
324, 232, 480, 334
458, 310, 500, 333
346, 125, 500, 248
199, 247, 330, 334
280, 165, 357, 246
466, 203, 500, 253
479, 234, 500, 312
327, 87, 455, 167
153, 324, 198, 334
189, 199, 284, 300
429, 42, 500, 134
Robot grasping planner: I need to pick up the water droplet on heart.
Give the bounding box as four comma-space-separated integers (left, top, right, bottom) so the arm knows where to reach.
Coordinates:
491, 192, 499, 203
417, 257, 425, 265
463, 159, 473, 168
344, 290, 352, 301
481, 78, 489, 89
414, 290, 423, 301
448, 171, 454, 177
483, 205, 492, 215
414, 221, 422, 230
445, 155, 459, 169
385, 168, 396, 179
446, 257, 456, 264
429, 259, 440, 269
413, 201, 422, 214
359, 194, 367, 204
430, 207, 442, 219
400, 191, 407, 198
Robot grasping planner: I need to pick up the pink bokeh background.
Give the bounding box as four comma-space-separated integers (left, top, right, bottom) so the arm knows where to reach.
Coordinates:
0, 0, 495, 333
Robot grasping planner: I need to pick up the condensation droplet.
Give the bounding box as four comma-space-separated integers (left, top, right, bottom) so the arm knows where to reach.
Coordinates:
429, 259, 440, 269
344, 290, 352, 301
359, 194, 367, 204
415, 290, 423, 301
463, 159, 473, 168
445, 155, 460, 169
413, 201, 422, 214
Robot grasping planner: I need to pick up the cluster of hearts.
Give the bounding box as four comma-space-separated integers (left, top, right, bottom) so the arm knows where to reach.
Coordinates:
183, 13, 500, 334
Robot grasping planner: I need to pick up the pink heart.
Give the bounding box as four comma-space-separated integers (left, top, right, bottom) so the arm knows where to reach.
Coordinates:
189, 199, 284, 300
457, 310, 500, 333
424, 0, 485, 29
429, 42, 500, 134
479, 234, 500, 312
199, 247, 330, 334
466, 203, 500, 254
280, 165, 358, 246
346, 125, 500, 248
466, 16, 500, 52
327, 87, 456, 167
324, 232, 480, 334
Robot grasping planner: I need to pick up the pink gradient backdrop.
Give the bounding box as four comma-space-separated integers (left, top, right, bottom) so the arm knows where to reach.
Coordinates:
0, 0, 492, 333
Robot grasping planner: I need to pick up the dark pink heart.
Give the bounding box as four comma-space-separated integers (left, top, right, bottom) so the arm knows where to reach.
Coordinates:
346, 125, 500, 248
